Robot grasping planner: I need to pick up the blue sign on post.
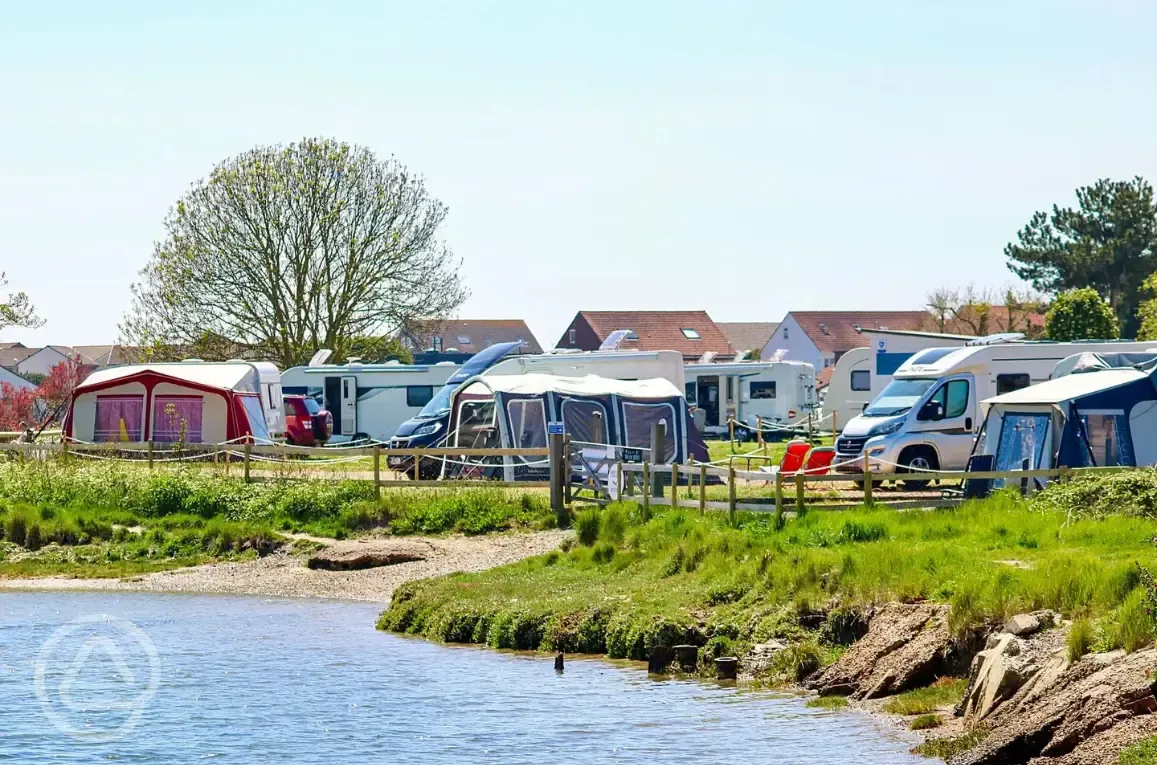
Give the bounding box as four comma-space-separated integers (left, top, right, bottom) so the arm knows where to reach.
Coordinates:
547, 422, 565, 436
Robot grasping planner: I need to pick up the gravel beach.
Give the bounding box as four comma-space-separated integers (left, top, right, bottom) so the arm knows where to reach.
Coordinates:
0, 530, 570, 603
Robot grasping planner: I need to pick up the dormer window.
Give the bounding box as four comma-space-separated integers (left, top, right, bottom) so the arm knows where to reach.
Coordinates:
568, 328, 576, 344
681, 328, 700, 340
457, 336, 470, 345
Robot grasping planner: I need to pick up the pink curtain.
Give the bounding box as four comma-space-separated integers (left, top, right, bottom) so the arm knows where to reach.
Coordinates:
153, 396, 204, 443
94, 396, 144, 442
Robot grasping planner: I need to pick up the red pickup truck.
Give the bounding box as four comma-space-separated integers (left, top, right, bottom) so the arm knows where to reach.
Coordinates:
283, 395, 333, 446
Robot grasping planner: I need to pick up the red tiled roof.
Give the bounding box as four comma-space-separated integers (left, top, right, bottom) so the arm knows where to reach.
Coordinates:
788, 312, 934, 355
717, 322, 779, 355
562, 311, 733, 359
816, 366, 835, 390
405, 319, 543, 355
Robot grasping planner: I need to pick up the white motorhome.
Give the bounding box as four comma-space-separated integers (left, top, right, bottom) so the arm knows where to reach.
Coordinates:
835, 336, 1157, 485
822, 330, 975, 433
684, 361, 816, 439
281, 360, 460, 443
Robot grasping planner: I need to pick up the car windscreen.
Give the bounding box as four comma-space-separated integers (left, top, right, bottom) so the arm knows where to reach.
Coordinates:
863, 378, 937, 417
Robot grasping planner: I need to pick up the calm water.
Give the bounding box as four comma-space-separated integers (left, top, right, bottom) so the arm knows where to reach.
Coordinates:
1, 592, 930, 764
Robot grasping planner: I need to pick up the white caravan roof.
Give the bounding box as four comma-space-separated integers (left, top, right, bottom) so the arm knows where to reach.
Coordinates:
685, 360, 812, 375
896, 341, 1157, 379
461, 374, 683, 400
983, 368, 1146, 406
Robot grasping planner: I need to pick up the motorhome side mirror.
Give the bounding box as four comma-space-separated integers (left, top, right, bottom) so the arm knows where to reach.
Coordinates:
919, 401, 945, 421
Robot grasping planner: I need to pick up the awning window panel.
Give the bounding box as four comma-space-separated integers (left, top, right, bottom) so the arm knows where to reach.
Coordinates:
622, 401, 677, 463
94, 395, 144, 442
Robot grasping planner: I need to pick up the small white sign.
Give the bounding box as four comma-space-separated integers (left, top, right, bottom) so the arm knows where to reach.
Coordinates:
607, 465, 620, 501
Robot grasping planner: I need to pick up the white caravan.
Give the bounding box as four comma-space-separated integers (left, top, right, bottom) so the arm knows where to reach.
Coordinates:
684, 361, 816, 439
281, 360, 460, 443
835, 336, 1157, 485
822, 330, 975, 433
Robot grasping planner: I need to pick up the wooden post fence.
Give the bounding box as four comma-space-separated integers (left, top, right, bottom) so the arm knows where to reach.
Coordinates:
862, 452, 873, 505
727, 465, 737, 524
147, 441, 154, 470
775, 471, 784, 515
373, 444, 381, 499
699, 464, 707, 516
671, 462, 679, 509
641, 461, 651, 522
549, 431, 566, 525
243, 441, 252, 484
795, 472, 806, 516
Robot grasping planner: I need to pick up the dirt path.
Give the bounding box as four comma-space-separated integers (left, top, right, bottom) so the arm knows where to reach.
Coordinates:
0, 531, 570, 604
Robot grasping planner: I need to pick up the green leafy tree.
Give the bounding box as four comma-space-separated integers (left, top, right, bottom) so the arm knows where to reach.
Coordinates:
1136, 273, 1157, 341
345, 336, 413, 364
1045, 288, 1119, 341
1005, 177, 1157, 336
121, 137, 468, 368
0, 273, 42, 331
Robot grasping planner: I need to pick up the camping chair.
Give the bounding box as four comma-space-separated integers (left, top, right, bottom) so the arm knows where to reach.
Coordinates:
941, 455, 995, 500
802, 446, 836, 476
757, 439, 811, 476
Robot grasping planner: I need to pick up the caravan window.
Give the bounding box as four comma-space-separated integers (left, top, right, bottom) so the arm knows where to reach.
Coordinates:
750, 381, 776, 399
850, 370, 870, 391
622, 401, 677, 463
1080, 412, 1133, 467
507, 399, 547, 449
561, 399, 609, 445
406, 386, 434, 408
997, 374, 1031, 395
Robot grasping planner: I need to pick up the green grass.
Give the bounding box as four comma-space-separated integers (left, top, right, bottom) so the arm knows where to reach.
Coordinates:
1068, 618, 1093, 661
1120, 736, 1157, 765
0, 462, 554, 538
881, 678, 968, 716
909, 714, 942, 731
380, 490, 1157, 668
912, 730, 988, 759
705, 435, 833, 468
805, 696, 849, 709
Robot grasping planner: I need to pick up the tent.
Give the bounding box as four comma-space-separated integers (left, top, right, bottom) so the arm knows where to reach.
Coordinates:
976, 363, 1157, 478
64, 363, 272, 444
1050, 351, 1157, 379
445, 373, 709, 481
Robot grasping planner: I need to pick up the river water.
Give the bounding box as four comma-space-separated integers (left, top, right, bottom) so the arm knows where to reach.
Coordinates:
1, 592, 931, 764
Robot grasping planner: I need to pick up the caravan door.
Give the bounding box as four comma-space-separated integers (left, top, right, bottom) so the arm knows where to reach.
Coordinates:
340, 376, 357, 436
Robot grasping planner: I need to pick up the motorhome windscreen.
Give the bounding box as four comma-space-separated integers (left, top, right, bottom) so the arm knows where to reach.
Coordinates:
993, 412, 1050, 486
621, 401, 676, 462
417, 384, 456, 419
863, 378, 936, 417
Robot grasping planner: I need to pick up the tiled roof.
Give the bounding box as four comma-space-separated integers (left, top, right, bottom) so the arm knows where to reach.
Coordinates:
567, 311, 732, 358
816, 366, 835, 390
717, 322, 779, 356
405, 319, 543, 355
71, 345, 140, 367
788, 312, 935, 355
0, 345, 37, 368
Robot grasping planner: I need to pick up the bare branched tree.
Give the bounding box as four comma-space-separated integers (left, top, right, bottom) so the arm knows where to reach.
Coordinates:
120, 138, 468, 368
924, 284, 1046, 338
0, 272, 43, 331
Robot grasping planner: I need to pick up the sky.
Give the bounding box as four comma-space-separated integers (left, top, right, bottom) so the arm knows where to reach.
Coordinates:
3, 0, 1157, 351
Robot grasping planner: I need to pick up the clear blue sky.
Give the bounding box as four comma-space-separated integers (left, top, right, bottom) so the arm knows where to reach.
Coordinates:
3, 1, 1155, 350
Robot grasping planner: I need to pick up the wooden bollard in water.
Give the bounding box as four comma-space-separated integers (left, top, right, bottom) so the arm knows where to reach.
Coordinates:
554, 652, 564, 672
648, 644, 672, 674
674, 644, 698, 672
714, 656, 738, 680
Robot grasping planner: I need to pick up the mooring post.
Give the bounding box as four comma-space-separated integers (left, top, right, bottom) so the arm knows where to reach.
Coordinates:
373, 444, 381, 500
650, 420, 666, 498
549, 432, 566, 524
554, 652, 565, 672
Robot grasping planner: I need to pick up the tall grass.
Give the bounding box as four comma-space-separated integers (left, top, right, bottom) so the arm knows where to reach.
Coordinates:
381, 490, 1157, 663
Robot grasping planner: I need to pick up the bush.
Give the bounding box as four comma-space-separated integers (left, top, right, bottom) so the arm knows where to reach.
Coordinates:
599, 505, 628, 546
6, 509, 30, 547
1045, 288, 1119, 341
574, 509, 601, 547
1033, 470, 1157, 520
25, 523, 42, 551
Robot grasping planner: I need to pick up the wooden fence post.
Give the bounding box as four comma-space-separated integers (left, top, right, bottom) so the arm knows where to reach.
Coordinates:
727, 465, 737, 524
61, 438, 69, 465
564, 435, 573, 505
616, 461, 623, 502
641, 462, 651, 522
671, 462, 679, 509
412, 451, 421, 482
699, 464, 707, 516
650, 421, 666, 498
795, 472, 806, 516
243, 441, 251, 484
147, 441, 154, 470
775, 471, 784, 515
373, 445, 381, 500
549, 432, 567, 525
862, 452, 872, 506
729, 417, 735, 451
757, 415, 764, 454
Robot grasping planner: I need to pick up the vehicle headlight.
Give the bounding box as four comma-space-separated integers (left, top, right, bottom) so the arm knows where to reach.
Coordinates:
413, 422, 442, 437
868, 418, 904, 437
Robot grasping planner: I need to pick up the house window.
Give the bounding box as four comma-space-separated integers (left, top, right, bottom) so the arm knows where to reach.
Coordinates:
616, 329, 638, 340
997, 374, 1032, 395
823, 357, 833, 368
850, 370, 870, 391
783, 326, 789, 339
568, 328, 576, 344
407, 386, 434, 408
681, 328, 700, 340
750, 381, 776, 399
456, 336, 470, 345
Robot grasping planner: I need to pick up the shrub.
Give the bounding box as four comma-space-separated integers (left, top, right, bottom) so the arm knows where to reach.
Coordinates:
574, 509, 601, 547
771, 639, 823, 681
1045, 287, 1119, 341
25, 522, 42, 551
592, 543, 615, 564
909, 714, 942, 730
6, 509, 30, 546
599, 505, 628, 546
1067, 618, 1093, 662
1033, 470, 1157, 520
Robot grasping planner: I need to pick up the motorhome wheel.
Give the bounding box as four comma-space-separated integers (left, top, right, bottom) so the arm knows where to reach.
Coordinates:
734, 426, 751, 442
897, 448, 937, 491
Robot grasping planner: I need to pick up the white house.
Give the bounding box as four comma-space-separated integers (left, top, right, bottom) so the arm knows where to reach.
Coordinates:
763, 311, 933, 372
0, 366, 36, 392
15, 346, 73, 378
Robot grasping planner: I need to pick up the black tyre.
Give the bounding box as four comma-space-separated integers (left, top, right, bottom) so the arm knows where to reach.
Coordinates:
898, 449, 937, 491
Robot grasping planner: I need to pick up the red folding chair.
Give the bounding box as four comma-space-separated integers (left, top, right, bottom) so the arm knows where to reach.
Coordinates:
802, 446, 835, 476
778, 439, 811, 474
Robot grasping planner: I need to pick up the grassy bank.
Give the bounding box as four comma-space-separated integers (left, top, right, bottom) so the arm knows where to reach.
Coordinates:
0, 462, 556, 577
380, 488, 1157, 675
